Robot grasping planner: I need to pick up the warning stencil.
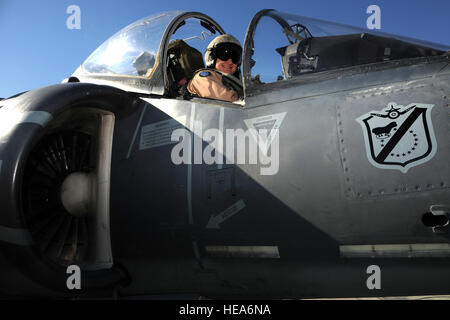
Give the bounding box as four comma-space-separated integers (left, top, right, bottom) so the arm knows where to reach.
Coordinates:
140, 117, 186, 150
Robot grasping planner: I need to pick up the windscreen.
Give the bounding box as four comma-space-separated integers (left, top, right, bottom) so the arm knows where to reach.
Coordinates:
80, 11, 182, 77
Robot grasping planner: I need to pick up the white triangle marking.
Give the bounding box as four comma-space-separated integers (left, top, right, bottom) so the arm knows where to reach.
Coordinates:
244, 112, 287, 155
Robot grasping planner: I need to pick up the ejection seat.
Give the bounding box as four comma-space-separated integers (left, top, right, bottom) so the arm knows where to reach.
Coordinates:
167, 39, 205, 98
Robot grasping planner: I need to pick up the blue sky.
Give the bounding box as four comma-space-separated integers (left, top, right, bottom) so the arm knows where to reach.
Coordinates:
1, 0, 449, 98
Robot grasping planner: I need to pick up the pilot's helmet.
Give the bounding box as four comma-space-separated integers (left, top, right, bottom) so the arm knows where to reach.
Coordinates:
205, 34, 242, 69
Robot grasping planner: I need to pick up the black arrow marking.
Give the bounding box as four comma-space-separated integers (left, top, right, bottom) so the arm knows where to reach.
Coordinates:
375, 107, 425, 163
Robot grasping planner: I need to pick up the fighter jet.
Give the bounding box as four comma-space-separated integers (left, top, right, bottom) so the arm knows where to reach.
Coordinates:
0, 9, 449, 299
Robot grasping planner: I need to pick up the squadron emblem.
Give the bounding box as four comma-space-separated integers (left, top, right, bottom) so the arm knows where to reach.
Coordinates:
356, 102, 437, 173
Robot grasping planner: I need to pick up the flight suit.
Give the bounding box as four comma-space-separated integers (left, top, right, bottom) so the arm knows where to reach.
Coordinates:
187, 69, 241, 102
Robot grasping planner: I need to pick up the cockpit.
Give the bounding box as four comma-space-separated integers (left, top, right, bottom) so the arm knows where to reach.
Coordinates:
245, 10, 448, 86
71, 10, 449, 100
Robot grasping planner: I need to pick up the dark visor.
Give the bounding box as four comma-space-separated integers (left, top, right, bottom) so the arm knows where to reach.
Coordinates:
214, 43, 242, 65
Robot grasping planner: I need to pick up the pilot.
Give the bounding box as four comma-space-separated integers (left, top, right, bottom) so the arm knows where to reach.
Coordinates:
187, 34, 243, 102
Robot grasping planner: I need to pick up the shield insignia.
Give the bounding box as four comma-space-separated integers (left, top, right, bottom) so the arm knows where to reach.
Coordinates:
356, 102, 437, 173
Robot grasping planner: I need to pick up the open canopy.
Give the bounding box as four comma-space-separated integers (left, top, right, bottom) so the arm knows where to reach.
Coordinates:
242, 10, 449, 92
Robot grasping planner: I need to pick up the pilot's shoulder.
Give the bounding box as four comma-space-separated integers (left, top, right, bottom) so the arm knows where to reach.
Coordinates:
193, 68, 221, 79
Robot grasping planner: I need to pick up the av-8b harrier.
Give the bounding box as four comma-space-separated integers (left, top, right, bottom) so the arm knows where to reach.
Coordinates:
0, 9, 449, 298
